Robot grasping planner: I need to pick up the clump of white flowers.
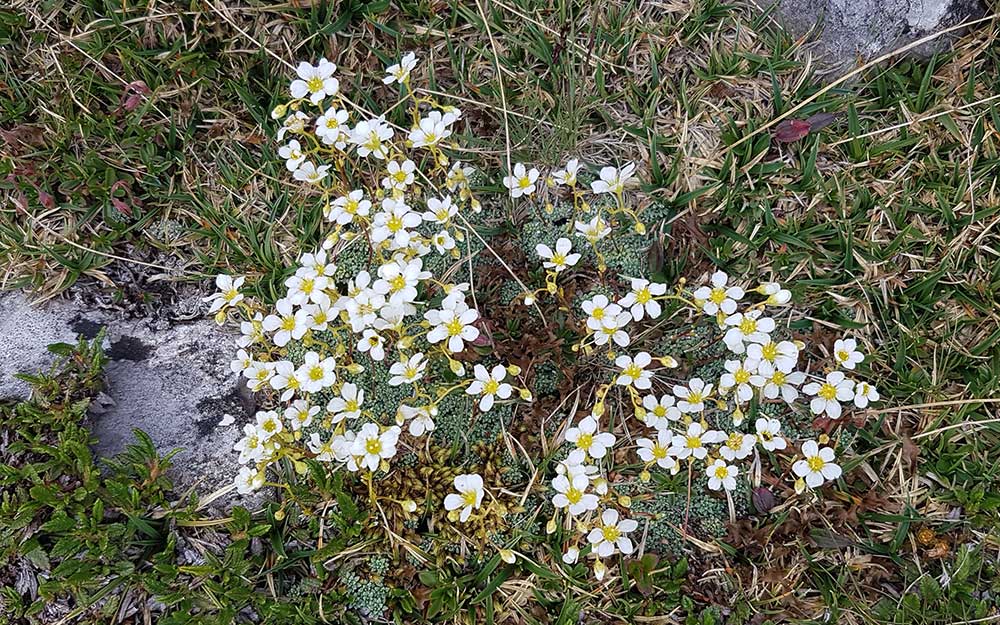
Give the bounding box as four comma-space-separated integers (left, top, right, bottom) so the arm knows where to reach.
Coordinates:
207, 55, 883, 587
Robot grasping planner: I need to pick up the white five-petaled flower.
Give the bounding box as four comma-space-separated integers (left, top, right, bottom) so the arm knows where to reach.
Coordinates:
383, 52, 417, 84
422, 195, 457, 224
382, 159, 416, 192
723, 310, 776, 354
754, 417, 787, 452
352, 423, 400, 471
293, 161, 330, 184
503, 163, 540, 198
234, 424, 264, 463
327, 189, 372, 225
692, 271, 744, 316
641, 394, 681, 430
290, 58, 338, 104
793, 440, 842, 488
285, 273, 330, 307
637, 430, 677, 470
719, 358, 761, 403
551, 472, 599, 516
833, 338, 865, 370
388, 353, 427, 386
285, 400, 319, 431
315, 107, 350, 147
803, 371, 855, 419
574, 214, 611, 243
719, 431, 756, 461
466, 364, 513, 412
706, 459, 738, 491
262, 298, 311, 347
565, 415, 616, 459
673, 378, 713, 413
269, 360, 303, 401
278, 139, 306, 172
443, 473, 485, 522
535, 237, 580, 272
297, 351, 337, 393
255, 410, 283, 441
408, 114, 451, 148
853, 380, 879, 408
759, 282, 791, 305
235, 467, 264, 494
552, 158, 581, 186
371, 198, 423, 249
757, 361, 805, 403
670, 422, 725, 460
351, 117, 394, 159
398, 404, 436, 437
587, 508, 638, 557
357, 328, 387, 361
619, 278, 667, 321
425, 301, 480, 353
581, 295, 620, 331
746, 340, 799, 373
614, 352, 653, 390
204, 275, 245, 313
327, 382, 364, 423
590, 162, 636, 195
593, 312, 632, 347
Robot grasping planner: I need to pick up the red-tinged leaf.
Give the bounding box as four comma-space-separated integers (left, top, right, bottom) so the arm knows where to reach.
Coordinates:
120, 80, 151, 112
806, 112, 841, 132
37, 189, 55, 209
109, 180, 140, 217
773, 119, 811, 143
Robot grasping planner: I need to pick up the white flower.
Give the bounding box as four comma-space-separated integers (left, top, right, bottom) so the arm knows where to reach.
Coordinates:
574, 214, 611, 243
408, 115, 451, 148
590, 162, 636, 195
269, 360, 303, 401
285, 273, 330, 307
552, 158, 581, 186
792, 440, 842, 488
237, 312, 265, 348
614, 352, 653, 390
389, 353, 427, 386
278, 139, 306, 171
641, 394, 681, 430
618, 278, 666, 321
446, 161, 475, 191
352, 423, 400, 471
692, 271, 744, 316
719, 431, 756, 461
551, 473, 599, 516
327, 190, 372, 225
399, 404, 436, 437
719, 358, 760, 403
587, 509, 638, 557
593, 312, 632, 347
723, 310, 776, 354
853, 380, 879, 408
234, 424, 264, 463
535, 237, 580, 272
746, 340, 799, 373
833, 338, 865, 370
351, 117, 394, 159
285, 400, 319, 430
357, 329, 386, 361
343, 283, 384, 332
230, 349, 253, 375
466, 364, 513, 412
565, 415, 616, 459
562, 546, 580, 565
760, 282, 791, 305
372, 256, 428, 308
637, 430, 677, 470
443, 473, 484, 522
422, 195, 457, 224
315, 107, 350, 148
290, 58, 338, 104
262, 299, 310, 347
255, 410, 283, 441
706, 459, 738, 491
754, 417, 787, 451
293, 160, 330, 184
757, 361, 805, 403
325, 383, 363, 424
235, 466, 264, 494
382, 159, 416, 192
670, 422, 725, 460
203, 275, 245, 313
297, 351, 337, 393
431, 229, 456, 254
307, 432, 336, 462
383, 52, 417, 84
302, 300, 335, 332
277, 111, 308, 141
581, 295, 620, 331
802, 371, 855, 419
298, 249, 336, 278
503, 163, 540, 198
425, 302, 480, 353
673, 378, 713, 413
371, 198, 423, 249
244, 360, 274, 392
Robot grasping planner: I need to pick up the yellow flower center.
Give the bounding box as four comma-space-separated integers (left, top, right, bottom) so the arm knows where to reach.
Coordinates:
387, 215, 404, 232
404, 366, 418, 379
307, 76, 324, 93
653, 405, 666, 417
687, 391, 703, 404
652, 444, 668, 459
287, 377, 300, 390
601, 525, 620, 542
837, 350, 850, 362
309, 365, 324, 381
345, 399, 359, 412
368, 336, 380, 347
686, 436, 702, 449
365, 438, 382, 455
551, 252, 566, 266
714, 465, 729, 479
389, 275, 406, 291
771, 371, 786, 386
393, 170, 408, 183
819, 383, 837, 400
300, 278, 314, 294
224, 289, 239, 301
734, 368, 751, 384
727, 432, 744, 450
461, 490, 478, 507
635, 288, 651, 304
345, 199, 359, 214
622, 364, 642, 380
446, 318, 464, 336
325, 118, 339, 129
484, 379, 500, 395
576, 433, 593, 450
709, 287, 727, 304
313, 311, 328, 325
518, 177, 531, 188
739, 318, 758, 334
262, 419, 277, 433
591, 307, 605, 320
565, 486, 583, 504
424, 131, 437, 143
281, 316, 296, 331
807, 456, 825, 472
762, 342, 778, 361
255, 369, 269, 381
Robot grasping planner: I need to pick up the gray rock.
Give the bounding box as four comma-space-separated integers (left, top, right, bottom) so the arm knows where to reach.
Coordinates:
775, 0, 985, 73
0, 291, 264, 509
